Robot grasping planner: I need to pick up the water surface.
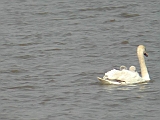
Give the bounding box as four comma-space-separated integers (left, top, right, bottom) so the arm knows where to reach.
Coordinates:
0, 0, 160, 120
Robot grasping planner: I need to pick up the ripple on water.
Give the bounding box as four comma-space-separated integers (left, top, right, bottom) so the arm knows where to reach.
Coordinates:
0, 0, 160, 120
119, 13, 140, 18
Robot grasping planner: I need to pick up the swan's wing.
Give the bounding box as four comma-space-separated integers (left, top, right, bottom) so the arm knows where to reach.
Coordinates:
117, 70, 141, 82
97, 77, 121, 85
103, 69, 143, 84
104, 69, 121, 80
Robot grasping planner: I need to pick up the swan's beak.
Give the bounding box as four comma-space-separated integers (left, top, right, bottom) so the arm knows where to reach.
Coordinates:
144, 52, 148, 57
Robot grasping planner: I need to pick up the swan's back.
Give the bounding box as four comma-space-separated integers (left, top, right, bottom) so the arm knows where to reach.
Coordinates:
104, 69, 144, 84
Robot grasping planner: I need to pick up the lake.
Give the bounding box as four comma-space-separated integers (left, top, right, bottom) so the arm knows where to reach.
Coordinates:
0, 0, 160, 120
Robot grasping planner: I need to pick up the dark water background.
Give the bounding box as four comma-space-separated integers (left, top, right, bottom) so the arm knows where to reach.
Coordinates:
0, 0, 160, 120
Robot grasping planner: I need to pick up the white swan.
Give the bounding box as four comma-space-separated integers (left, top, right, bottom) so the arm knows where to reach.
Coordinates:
97, 45, 150, 85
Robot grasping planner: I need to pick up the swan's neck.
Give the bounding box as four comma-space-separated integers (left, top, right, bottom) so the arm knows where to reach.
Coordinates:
137, 51, 150, 80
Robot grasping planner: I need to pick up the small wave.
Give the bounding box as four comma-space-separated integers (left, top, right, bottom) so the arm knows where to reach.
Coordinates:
121, 41, 129, 44
8, 85, 36, 90
120, 13, 140, 18
79, 6, 127, 12
44, 48, 62, 51
18, 43, 34, 46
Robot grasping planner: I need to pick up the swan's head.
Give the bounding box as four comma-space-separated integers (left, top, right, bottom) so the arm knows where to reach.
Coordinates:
120, 66, 127, 70
129, 66, 136, 72
137, 45, 148, 57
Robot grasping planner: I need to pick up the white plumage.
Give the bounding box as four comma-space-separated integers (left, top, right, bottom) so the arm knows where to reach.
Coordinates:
97, 45, 150, 85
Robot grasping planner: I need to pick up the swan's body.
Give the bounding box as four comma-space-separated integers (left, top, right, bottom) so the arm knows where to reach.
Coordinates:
97, 45, 150, 85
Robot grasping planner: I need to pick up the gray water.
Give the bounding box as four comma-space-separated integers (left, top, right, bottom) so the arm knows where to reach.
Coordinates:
0, 0, 160, 120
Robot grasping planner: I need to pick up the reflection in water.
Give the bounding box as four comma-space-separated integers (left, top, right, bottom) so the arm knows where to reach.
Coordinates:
101, 83, 149, 92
